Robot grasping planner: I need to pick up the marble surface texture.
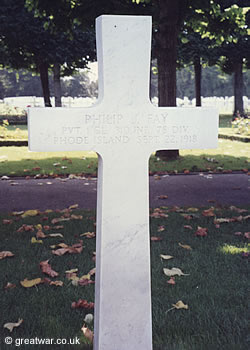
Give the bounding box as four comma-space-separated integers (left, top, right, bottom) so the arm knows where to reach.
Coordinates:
28, 15, 218, 350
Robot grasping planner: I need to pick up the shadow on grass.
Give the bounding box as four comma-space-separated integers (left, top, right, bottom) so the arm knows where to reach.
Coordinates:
0, 205, 249, 349
149, 154, 249, 173
150, 206, 249, 349
0, 153, 249, 177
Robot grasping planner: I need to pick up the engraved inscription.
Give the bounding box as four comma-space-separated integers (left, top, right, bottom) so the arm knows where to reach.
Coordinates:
51, 113, 199, 146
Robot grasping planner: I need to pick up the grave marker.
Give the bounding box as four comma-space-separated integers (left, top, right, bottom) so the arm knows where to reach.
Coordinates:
28, 15, 218, 350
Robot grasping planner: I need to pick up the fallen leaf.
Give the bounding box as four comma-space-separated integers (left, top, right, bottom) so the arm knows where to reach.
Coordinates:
81, 325, 94, 343
2, 219, 13, 225
20, 278, 42, 288
186, 207, 199, 212
150, 208, 169, 218
12, 211, 24, 216
65, 268, 78, 274
244, 232, 250, 239
4, 319, 23, 332
157, 195, 168, 199
0, 251, 14, 260
32, 167, 41, 171
181, 214, 193, 220
163, 267, 189, 277
51, 217, 70, 224
160, 254, 173, 260
202, 208, 215, 217
214, 218, 231, 224
172, 300, 188, 310
48, 233, 64, 238
178, 243, 192, 250
71, 299, 94, 309
80, 273, 91, 280
70, 214, 83, 220
84, 314, 94, 324
80, 232, 96, 238
89, 267, 96, 276
36, 230, 47, 239
78, 279, 95, 286
49, 280, 63, 287
234, 232, 242, 236
21, 210, 39, 218
31, 237, 43, 244
195, 226, 208, 237
183, 225, 193, 230
1, 175, 10, 180
17, 224, 34, 232
52, 241, 83, 256
229, 206, 247, 213
68, 204, 79, 210
40, 260, 59, 277
4, 282, 16, 290
151, 236, 163, 241
53, 225, 64, 230
167, 277, 176, 285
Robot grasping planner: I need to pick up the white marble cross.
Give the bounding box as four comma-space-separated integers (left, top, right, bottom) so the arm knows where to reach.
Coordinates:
28, 15, 218, 350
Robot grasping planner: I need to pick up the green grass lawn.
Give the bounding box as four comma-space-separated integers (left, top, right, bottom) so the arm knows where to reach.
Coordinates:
0, 114, 249, 176
0, 138, 249, 177
0, 206, 249, 349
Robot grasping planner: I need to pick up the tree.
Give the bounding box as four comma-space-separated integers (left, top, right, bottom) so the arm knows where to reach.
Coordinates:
218, 8, 250, 116
0, 0, 95, 107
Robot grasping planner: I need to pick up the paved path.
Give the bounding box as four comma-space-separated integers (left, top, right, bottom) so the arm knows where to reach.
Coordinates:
0, 173, 249, 213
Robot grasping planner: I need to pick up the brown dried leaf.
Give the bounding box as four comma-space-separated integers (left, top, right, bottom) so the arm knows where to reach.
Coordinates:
172, 300, 188, 310
80, 232, 96, 238
244, 232, 250, 239
4, 282, 16, 290
4, 318, 23, 332
160, 254, 173, 260
183, 225, 193, 230
51, 217, 70, 224
81, 325, 94, 343
151, 236, 163, 241
20, 278, 42, 288
36, 230, 47, 239
52, 241, 83, 256
3, 219, 13, 225
31, 237, 43, 244
40, 260, 59, 277
49, 280, 63, 287
21, 209, 40, 218
163, 267, 189, 277
88, 268, 96, 276
178, 243, 192, 250
195, 226, 208, 237
202, 208, 215, 217
68, 204, 79, 210
0, 251, 14, 260
167, 277, 176, 285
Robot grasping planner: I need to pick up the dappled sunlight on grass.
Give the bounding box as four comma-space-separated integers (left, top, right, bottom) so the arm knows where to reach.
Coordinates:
0, 138, 249, 176
219, 244, 249, 255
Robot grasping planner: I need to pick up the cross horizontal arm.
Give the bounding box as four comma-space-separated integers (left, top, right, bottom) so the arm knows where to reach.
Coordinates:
28, 105, 218, 156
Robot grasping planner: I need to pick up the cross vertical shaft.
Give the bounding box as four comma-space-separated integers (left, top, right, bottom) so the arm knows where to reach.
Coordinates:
94, 152, 152, 350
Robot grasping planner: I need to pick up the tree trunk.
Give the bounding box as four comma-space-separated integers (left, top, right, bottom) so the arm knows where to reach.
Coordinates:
194, 56, 202, 107
53, 63, 62, 107
155, 0, 187, 160
234, 60, 244, 116
38, 63, 52, 107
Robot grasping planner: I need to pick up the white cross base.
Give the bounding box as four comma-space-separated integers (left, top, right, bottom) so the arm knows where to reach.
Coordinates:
28, 15, 218, 350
